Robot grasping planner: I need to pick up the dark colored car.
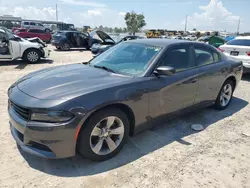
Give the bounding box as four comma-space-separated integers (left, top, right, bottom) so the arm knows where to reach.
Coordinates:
91, 34, 143, 55
51, 31, 91, 50
14, 28, 52, 43
8, 39, 242, 161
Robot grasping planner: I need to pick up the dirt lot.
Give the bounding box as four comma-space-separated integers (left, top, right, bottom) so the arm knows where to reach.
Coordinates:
0, 46, 250, 188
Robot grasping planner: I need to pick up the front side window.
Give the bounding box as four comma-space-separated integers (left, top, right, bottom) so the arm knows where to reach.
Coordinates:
30, 22, 36, 26
159, 47, 192, 72
195, 48, 214, 66
90, 43, 162, 76
23, 22, 29, 25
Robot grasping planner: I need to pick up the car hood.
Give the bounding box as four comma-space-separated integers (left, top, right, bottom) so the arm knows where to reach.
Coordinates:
16, 64, 131, 100
89, 30, 115, 44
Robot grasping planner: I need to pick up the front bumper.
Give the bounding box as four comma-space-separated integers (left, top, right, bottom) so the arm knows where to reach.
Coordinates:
8, 102, 78, 159
42, 47, 50, 58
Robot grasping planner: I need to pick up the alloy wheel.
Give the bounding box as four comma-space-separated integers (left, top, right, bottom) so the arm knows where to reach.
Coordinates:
90, 116, 125, 155
220, 83, 232, 107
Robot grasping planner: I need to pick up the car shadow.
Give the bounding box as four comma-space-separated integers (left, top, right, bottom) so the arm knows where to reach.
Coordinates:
19, 97, 248, 177
0, 59, 54, 69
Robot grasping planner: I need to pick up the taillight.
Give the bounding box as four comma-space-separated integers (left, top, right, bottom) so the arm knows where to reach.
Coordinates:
246, 51, 250, 56
217, 48, 225, 52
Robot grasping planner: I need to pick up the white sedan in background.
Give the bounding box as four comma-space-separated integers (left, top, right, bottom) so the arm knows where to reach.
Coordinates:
219, 36, 250, 73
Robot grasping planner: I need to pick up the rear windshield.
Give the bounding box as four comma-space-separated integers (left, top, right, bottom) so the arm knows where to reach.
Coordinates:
227, 39, 250, 46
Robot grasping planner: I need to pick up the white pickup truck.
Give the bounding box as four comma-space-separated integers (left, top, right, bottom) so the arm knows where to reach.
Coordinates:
0, 27, 50, 63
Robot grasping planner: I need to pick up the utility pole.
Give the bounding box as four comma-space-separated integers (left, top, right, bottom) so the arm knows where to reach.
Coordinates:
184, 14, 187, 32
236, 18, 240, 34
56, 4, 58, 21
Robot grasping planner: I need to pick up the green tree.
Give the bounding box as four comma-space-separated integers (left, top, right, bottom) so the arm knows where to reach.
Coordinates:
125, 11, 146, 35
98, 25, 104, 31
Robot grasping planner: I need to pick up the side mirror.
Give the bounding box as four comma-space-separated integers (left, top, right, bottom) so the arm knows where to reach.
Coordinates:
154, 66, 176, 76
2, 37, 8, 43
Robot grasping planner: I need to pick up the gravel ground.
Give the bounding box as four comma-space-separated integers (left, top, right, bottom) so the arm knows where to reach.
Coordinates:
0, 46, 250, 188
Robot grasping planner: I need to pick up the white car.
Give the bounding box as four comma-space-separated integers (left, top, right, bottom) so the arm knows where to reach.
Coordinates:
0, 27, 50, 63
219, 36, 250, 73
21, 21, 51, 32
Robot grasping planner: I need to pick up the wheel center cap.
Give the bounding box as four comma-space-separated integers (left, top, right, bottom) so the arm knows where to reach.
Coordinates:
103, 132, 109, 137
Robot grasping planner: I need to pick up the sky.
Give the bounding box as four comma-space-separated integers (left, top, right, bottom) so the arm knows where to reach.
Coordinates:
0, 0, 249, 32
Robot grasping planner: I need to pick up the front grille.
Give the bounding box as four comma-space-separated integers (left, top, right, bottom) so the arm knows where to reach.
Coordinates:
11, 101, 30, 121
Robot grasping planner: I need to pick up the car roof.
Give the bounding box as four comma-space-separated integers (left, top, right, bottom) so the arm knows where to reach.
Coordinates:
126, 38, 196, 47
235, 36, 250, 40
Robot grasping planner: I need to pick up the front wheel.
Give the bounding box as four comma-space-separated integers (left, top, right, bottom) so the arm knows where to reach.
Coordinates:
214, 80, 234, 110
23, 49, 41, 63
77, 108, 129, 161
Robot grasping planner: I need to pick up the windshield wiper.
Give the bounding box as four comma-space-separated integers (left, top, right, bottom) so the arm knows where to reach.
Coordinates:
93, 65, 118, 73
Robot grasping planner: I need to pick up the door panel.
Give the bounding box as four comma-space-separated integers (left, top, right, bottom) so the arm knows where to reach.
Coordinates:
148, 44, 199, 119
9, 40, 20, 60
196, 62, 227, 103
193, 45, 227, 103
148, 69, 199, 118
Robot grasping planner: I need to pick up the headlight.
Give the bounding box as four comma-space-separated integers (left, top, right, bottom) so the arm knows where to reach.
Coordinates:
31, 111, 74, 123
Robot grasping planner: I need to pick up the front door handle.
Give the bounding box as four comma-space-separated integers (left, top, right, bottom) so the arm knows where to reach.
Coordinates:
182, 78, 197, 84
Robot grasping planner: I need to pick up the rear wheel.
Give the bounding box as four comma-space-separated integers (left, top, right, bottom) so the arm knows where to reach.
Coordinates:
214, 80, 234, 110
45, 28, 50, 33
23, 49, 41, 63
77, 108, 129, 161
61, 43, 70, 51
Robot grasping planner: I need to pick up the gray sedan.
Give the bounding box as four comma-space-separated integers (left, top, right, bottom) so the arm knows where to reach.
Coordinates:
8, 39, 243, 161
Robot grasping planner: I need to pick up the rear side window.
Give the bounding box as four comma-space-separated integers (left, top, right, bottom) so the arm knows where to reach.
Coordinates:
23, 22, 29, 25
29, 29, 44, 33
227, 39, 250, 46
30, 22, 36, 26
194, 49, 214, 66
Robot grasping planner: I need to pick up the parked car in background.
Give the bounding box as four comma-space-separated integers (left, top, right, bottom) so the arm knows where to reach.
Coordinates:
184, 35, 197, 41
8, 39, 242, 161
219, 36, 250, 73
91, 33, 144, 54
14, 28, 52, 43
51, 31, 91, 50
21, 21, 51, 32
197, 35, 225, 48
0, 27, 50, 63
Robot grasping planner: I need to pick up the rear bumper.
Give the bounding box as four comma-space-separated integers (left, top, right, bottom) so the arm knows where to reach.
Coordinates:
225, 54, 250, 70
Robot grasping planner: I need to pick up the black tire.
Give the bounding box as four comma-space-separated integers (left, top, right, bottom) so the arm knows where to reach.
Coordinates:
45, 29, 50, 33
23, 49, 41, 63
61, 43, 70, 51
77, 108, 129, 161
214, 79, 234, 110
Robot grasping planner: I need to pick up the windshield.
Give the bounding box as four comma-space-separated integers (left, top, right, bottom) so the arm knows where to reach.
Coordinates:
5, 29, 15, 40
89, 42, 162, 76
227, 39, 250, 46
